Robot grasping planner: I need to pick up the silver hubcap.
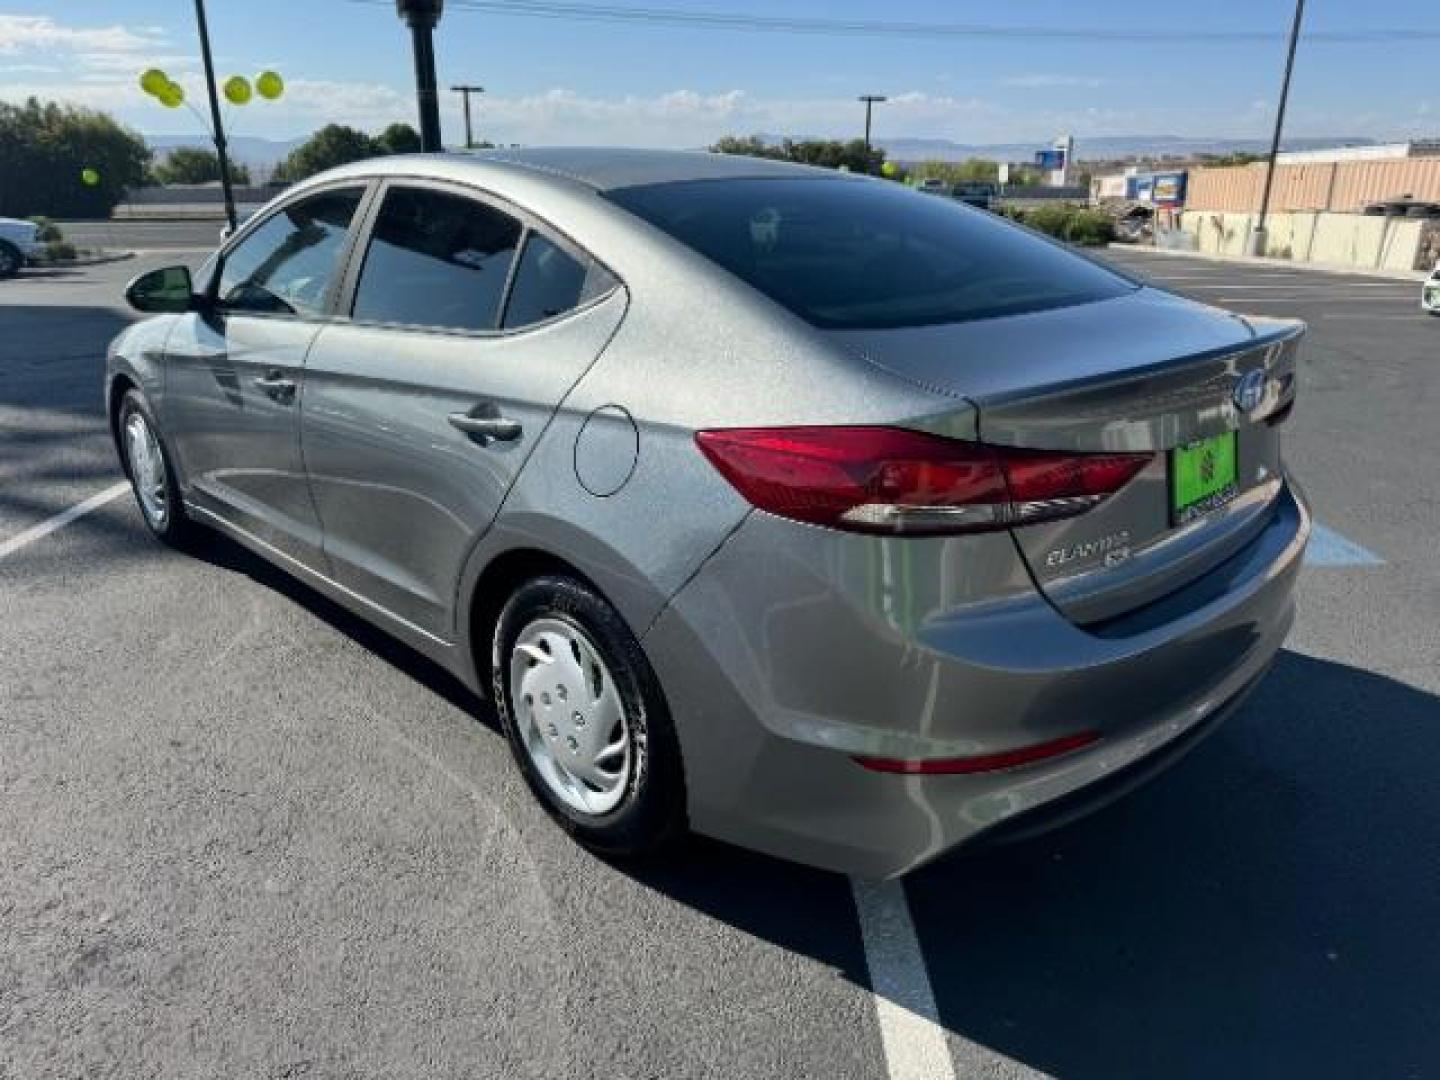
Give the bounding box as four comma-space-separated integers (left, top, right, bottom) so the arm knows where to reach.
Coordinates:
124, 412, 168, 527
510, 617, 632, 816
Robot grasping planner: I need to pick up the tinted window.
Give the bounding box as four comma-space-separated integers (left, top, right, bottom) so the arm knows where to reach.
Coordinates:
502, 233, 589, 329
353, 187, 522, 331
217, 188, 362, 317
608, 178, 1136, 330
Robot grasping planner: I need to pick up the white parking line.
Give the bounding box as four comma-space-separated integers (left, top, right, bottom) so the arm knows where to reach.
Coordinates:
0, 482, 129, 561
851, 877, 957, 1080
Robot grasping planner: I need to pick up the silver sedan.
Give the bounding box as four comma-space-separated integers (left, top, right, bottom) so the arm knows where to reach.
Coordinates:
107, 149, 1309, 877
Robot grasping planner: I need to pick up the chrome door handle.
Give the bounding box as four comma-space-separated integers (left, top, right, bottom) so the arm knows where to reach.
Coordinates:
254, 372, 296, 398
448, 412, 523, 443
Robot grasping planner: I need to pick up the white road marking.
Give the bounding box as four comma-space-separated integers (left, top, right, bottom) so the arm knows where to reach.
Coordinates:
851, 877, 957, 1080
0, 482, 129, 561
1181, 282, 1409, 290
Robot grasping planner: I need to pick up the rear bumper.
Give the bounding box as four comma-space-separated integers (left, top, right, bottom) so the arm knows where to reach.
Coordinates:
643, 477, 1310, 878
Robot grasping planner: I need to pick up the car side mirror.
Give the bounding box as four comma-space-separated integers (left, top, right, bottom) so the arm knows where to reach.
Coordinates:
125, 265, 197, 314
220, 224, 234, 243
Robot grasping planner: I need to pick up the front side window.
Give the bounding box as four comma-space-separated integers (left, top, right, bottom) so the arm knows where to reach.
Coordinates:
217, 188, 363, 317
352, 186, 522, 332
607, 177, 1137, 330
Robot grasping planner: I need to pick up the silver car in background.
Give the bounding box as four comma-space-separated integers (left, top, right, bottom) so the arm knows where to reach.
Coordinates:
108, 149, 1309, 877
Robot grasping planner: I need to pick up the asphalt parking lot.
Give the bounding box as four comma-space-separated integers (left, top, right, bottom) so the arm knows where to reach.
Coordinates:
3, 245, 1438, 1080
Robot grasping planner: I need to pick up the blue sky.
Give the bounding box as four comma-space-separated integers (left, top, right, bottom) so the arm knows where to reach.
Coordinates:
0, 1, 1433, 148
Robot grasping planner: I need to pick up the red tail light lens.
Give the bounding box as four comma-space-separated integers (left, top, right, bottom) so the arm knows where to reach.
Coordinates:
854, 730, 1100, 775
695, 426, 1150, 536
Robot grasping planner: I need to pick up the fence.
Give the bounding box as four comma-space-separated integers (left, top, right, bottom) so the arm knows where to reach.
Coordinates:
1186, 159, 1440, 214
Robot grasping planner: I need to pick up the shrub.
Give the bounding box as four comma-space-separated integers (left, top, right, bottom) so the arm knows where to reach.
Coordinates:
1003, 205, 1114, 246
27, 215, 62, 242
45, 240, 77, 262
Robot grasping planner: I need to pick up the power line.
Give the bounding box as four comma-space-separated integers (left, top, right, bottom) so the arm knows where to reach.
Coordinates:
345, 0, 1440, 44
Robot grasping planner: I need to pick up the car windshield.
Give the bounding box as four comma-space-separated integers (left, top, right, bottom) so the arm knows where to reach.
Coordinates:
607, 176, 1136, 330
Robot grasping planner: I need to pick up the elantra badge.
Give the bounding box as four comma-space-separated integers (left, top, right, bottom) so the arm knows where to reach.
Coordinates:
1232, 369, 1267, 415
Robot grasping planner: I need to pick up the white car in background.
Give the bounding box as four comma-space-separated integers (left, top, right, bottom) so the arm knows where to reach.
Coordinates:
0, 217, 46, 278
1424, 262, 1440, 316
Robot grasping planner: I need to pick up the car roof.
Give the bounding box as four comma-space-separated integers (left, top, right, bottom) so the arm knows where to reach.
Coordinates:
356, 147, 865, 193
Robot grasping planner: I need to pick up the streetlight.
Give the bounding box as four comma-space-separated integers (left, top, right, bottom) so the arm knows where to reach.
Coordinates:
192, 0, 238, 230
1248, 0, 1306, 256
452, 84, 484, 149
858, 94, 887, 169
396, 0, 445, 151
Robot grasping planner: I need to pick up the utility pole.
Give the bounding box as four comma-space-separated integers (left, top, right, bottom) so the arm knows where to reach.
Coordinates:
1249, 0, 1306, 256
451, 84, 484, 149
396, 0, 445, 151
192, 0, 237, 230
858, 95, 887, 164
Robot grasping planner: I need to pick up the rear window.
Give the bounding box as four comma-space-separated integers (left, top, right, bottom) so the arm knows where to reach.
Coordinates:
607, 177, 1135, 330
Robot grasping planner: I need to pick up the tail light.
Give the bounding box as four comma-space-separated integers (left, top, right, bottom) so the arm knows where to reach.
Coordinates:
854, 730, 1100, 774
695, 426, 1150, 536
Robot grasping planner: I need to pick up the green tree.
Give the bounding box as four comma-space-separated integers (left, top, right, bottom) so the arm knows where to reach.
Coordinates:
274, 122, 429, 182
153, 146, 251, 186
710, 135, 787, 161
913, 158, 1001, 186
711, 134, 885, 174
375, 122, 422, 155
275, 124, 381, 182
0, 97, 150, 218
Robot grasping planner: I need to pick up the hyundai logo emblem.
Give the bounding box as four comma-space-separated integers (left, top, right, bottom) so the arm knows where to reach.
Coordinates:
1232, 370, 1267, 415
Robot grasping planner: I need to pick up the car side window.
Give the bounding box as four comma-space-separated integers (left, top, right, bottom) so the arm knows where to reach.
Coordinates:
216, 188, 363, 318
501, 232, 596, 330
352, 186, 523, 332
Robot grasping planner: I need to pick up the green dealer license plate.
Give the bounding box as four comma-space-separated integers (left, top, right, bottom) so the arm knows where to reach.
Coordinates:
1171, 431, 1239, 525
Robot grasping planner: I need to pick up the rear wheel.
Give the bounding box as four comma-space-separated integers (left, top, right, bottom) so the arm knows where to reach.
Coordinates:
493, 575, 686, 857
0, 241, 21, 279
118, 390, 196, 546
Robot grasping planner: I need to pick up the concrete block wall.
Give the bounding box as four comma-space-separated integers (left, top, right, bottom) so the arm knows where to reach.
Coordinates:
1180, 210, 1430, 272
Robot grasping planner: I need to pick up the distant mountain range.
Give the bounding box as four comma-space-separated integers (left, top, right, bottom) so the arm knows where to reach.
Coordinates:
880, 135, 1380, 164
146, 132, 1384, 170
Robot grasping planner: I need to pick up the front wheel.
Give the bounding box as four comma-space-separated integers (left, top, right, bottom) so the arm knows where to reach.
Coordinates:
493, 575, 687, 858
118, 390, 197, 546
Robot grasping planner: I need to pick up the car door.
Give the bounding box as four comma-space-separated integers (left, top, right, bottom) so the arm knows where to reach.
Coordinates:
301, 180, 625, 640
164, 183, 368, 568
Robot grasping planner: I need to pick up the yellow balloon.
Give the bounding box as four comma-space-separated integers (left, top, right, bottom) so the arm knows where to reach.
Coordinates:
881, 161, 898, 178
139, 68, 170, 97
157, 82, 183, 109
81, 168, 100, 187
255, 71, 284, 101
223, 75, 252, 106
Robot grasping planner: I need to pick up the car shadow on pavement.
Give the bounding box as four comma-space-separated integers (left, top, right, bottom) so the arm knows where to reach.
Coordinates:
183, 528, 497, 731
899, 650, 1440, 1079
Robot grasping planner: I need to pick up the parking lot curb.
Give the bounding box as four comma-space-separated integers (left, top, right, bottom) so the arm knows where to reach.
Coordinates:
1108, 243, 1429, 283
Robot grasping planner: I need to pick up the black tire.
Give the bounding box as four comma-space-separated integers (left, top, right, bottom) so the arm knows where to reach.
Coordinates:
492, 574, 687, 857
0, 241, 21, 279
117, 389, 198, 547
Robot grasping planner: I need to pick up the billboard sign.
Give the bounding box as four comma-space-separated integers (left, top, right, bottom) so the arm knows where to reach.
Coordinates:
1151, 171, 1187, 207
1034, 149, 1066, 170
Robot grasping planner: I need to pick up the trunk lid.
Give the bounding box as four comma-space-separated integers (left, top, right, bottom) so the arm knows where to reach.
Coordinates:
831, 288, 1303, 625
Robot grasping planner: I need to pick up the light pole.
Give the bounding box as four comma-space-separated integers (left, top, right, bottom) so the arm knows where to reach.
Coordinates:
1248, 0, 1306, 256
858, 94, 887, 170
452, 84, 484, 149
192, 0, 237, 230
396, 0, 445, 151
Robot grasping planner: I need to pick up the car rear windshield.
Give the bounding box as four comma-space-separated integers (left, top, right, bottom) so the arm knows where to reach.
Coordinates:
607, 177, 1136, 330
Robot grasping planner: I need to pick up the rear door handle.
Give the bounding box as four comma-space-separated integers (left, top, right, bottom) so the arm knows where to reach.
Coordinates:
448, 411, 523, 443
254, 372, 297, 399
